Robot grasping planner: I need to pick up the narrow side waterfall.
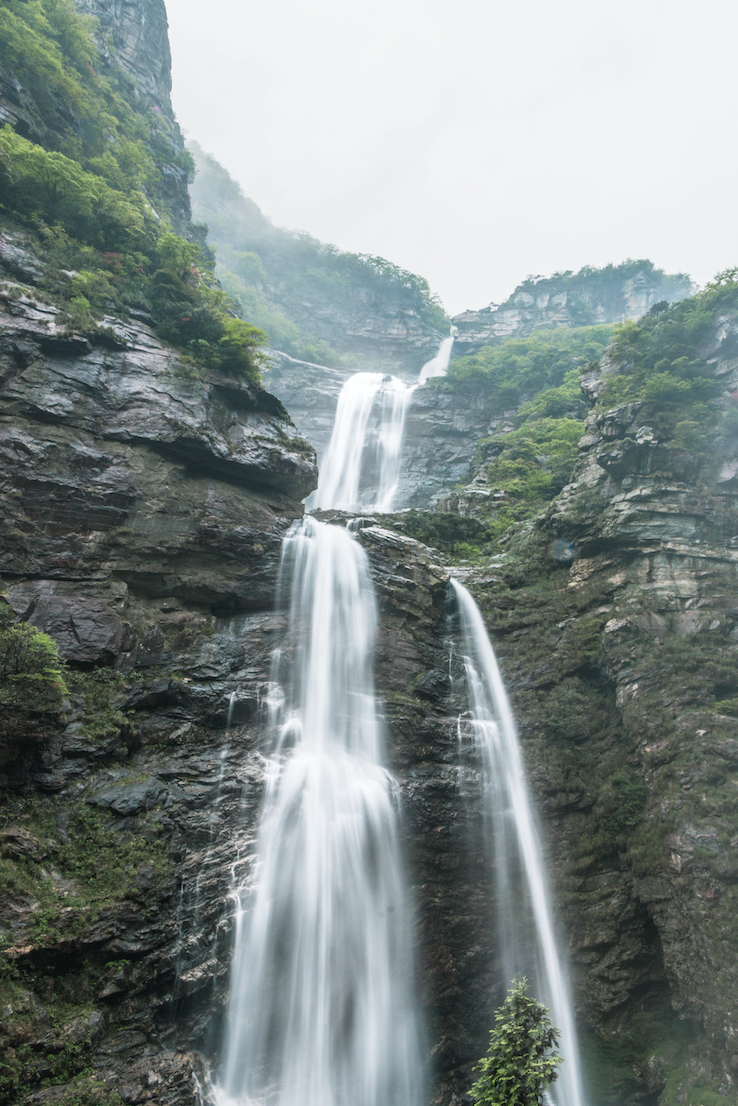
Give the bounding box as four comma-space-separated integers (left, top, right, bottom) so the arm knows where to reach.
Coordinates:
451, 580, 586, 1106
216, 518, 423, 1106
418, 335, 454, 383
309, 372, 414, 511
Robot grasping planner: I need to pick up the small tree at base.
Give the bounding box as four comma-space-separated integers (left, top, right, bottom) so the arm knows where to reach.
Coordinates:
470, 977, 562, 1106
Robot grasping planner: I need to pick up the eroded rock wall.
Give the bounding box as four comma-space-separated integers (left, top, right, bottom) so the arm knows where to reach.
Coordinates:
0, 251, 318, 1104
452, 267, 694, 355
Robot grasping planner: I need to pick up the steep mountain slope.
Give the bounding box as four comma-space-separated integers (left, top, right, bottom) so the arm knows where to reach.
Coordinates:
188, 142, 448, 372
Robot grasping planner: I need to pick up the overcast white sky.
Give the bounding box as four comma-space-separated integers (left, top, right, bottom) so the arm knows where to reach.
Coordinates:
167, 0, 738, 316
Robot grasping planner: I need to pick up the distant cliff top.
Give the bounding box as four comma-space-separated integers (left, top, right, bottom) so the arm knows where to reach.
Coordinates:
452, 260, 694, 352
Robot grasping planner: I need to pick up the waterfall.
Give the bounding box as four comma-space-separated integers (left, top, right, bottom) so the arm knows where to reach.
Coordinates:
450, 579, 586, 1106
418, 335, 454, 383
308, 372, 414, 512
216, 517, 423, 1106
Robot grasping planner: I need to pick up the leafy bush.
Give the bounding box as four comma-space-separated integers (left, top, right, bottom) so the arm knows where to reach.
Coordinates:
470, 977, 562, 1106
0, 126, 153, 250
483, 417, 583, 503
600, 289, 732, 416
149, 233, 267, 382
0, 615, 67, 710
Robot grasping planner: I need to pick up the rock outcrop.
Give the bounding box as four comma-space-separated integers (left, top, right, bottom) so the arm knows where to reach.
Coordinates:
452, 264, 694, 354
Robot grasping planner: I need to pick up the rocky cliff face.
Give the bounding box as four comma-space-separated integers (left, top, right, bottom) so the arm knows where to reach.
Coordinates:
0, 0, 192, 235
452, 265, 693, 354
3, 4, 738, 1106
4, 236, 738, 1106
0, 239, 318, 1103
75, 0, 175, 110
451, 316, 738, 1104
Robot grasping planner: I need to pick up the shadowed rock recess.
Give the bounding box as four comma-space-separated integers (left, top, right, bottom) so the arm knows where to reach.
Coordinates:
2, 6, 738, 1106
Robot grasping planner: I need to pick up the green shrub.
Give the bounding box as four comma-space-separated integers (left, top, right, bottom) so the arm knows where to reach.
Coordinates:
0, 126, 153, 250
470, 977, 562, 1106
0, 616, 67, 710
149, 233, 267, 382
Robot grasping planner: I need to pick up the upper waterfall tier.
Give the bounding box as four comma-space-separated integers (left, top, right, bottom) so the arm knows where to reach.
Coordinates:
308, 372, 414, 512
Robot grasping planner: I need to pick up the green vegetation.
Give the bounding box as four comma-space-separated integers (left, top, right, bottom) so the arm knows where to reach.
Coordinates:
65, 667, 130, 743
0, 787, 170, 1100
0, 0, 187, 206
0, 609, 67, 710
189, 142, 448, 365
441, 324, 614, 403
0, 0, 266, 383
0, 125, 154, 251
470, 978, 561, 1106
593, 270, 738, 462
1, 800, 167, 931
414, 328, 614, 556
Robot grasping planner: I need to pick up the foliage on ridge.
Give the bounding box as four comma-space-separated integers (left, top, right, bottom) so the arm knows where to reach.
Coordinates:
411, 271, 738, 562
508, 259, 692, 327
0, 0, 266, 383
596, 271, 738, 458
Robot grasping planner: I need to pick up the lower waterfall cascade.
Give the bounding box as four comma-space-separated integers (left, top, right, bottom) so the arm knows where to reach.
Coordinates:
215, 518, 423, 1106
216, 363, 586, 1106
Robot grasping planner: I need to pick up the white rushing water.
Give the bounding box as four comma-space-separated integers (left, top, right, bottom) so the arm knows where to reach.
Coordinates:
418, 335, 454, 383
309, 372, 414, 512
451, 579, 586, 1106
216, 517, 423, 1106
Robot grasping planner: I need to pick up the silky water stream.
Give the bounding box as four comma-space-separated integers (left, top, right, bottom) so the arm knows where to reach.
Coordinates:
215, 518, 423, 1106
451, 580, 585, 1106
308, 371, 414, 512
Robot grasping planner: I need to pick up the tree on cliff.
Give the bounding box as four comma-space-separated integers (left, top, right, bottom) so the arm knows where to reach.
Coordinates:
470, 977, 562, 1106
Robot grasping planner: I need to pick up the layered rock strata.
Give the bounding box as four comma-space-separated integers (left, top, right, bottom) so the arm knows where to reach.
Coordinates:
0, 255, 318, 1102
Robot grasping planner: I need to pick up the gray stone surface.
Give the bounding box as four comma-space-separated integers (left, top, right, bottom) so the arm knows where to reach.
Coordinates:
452, 266, 694, 354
